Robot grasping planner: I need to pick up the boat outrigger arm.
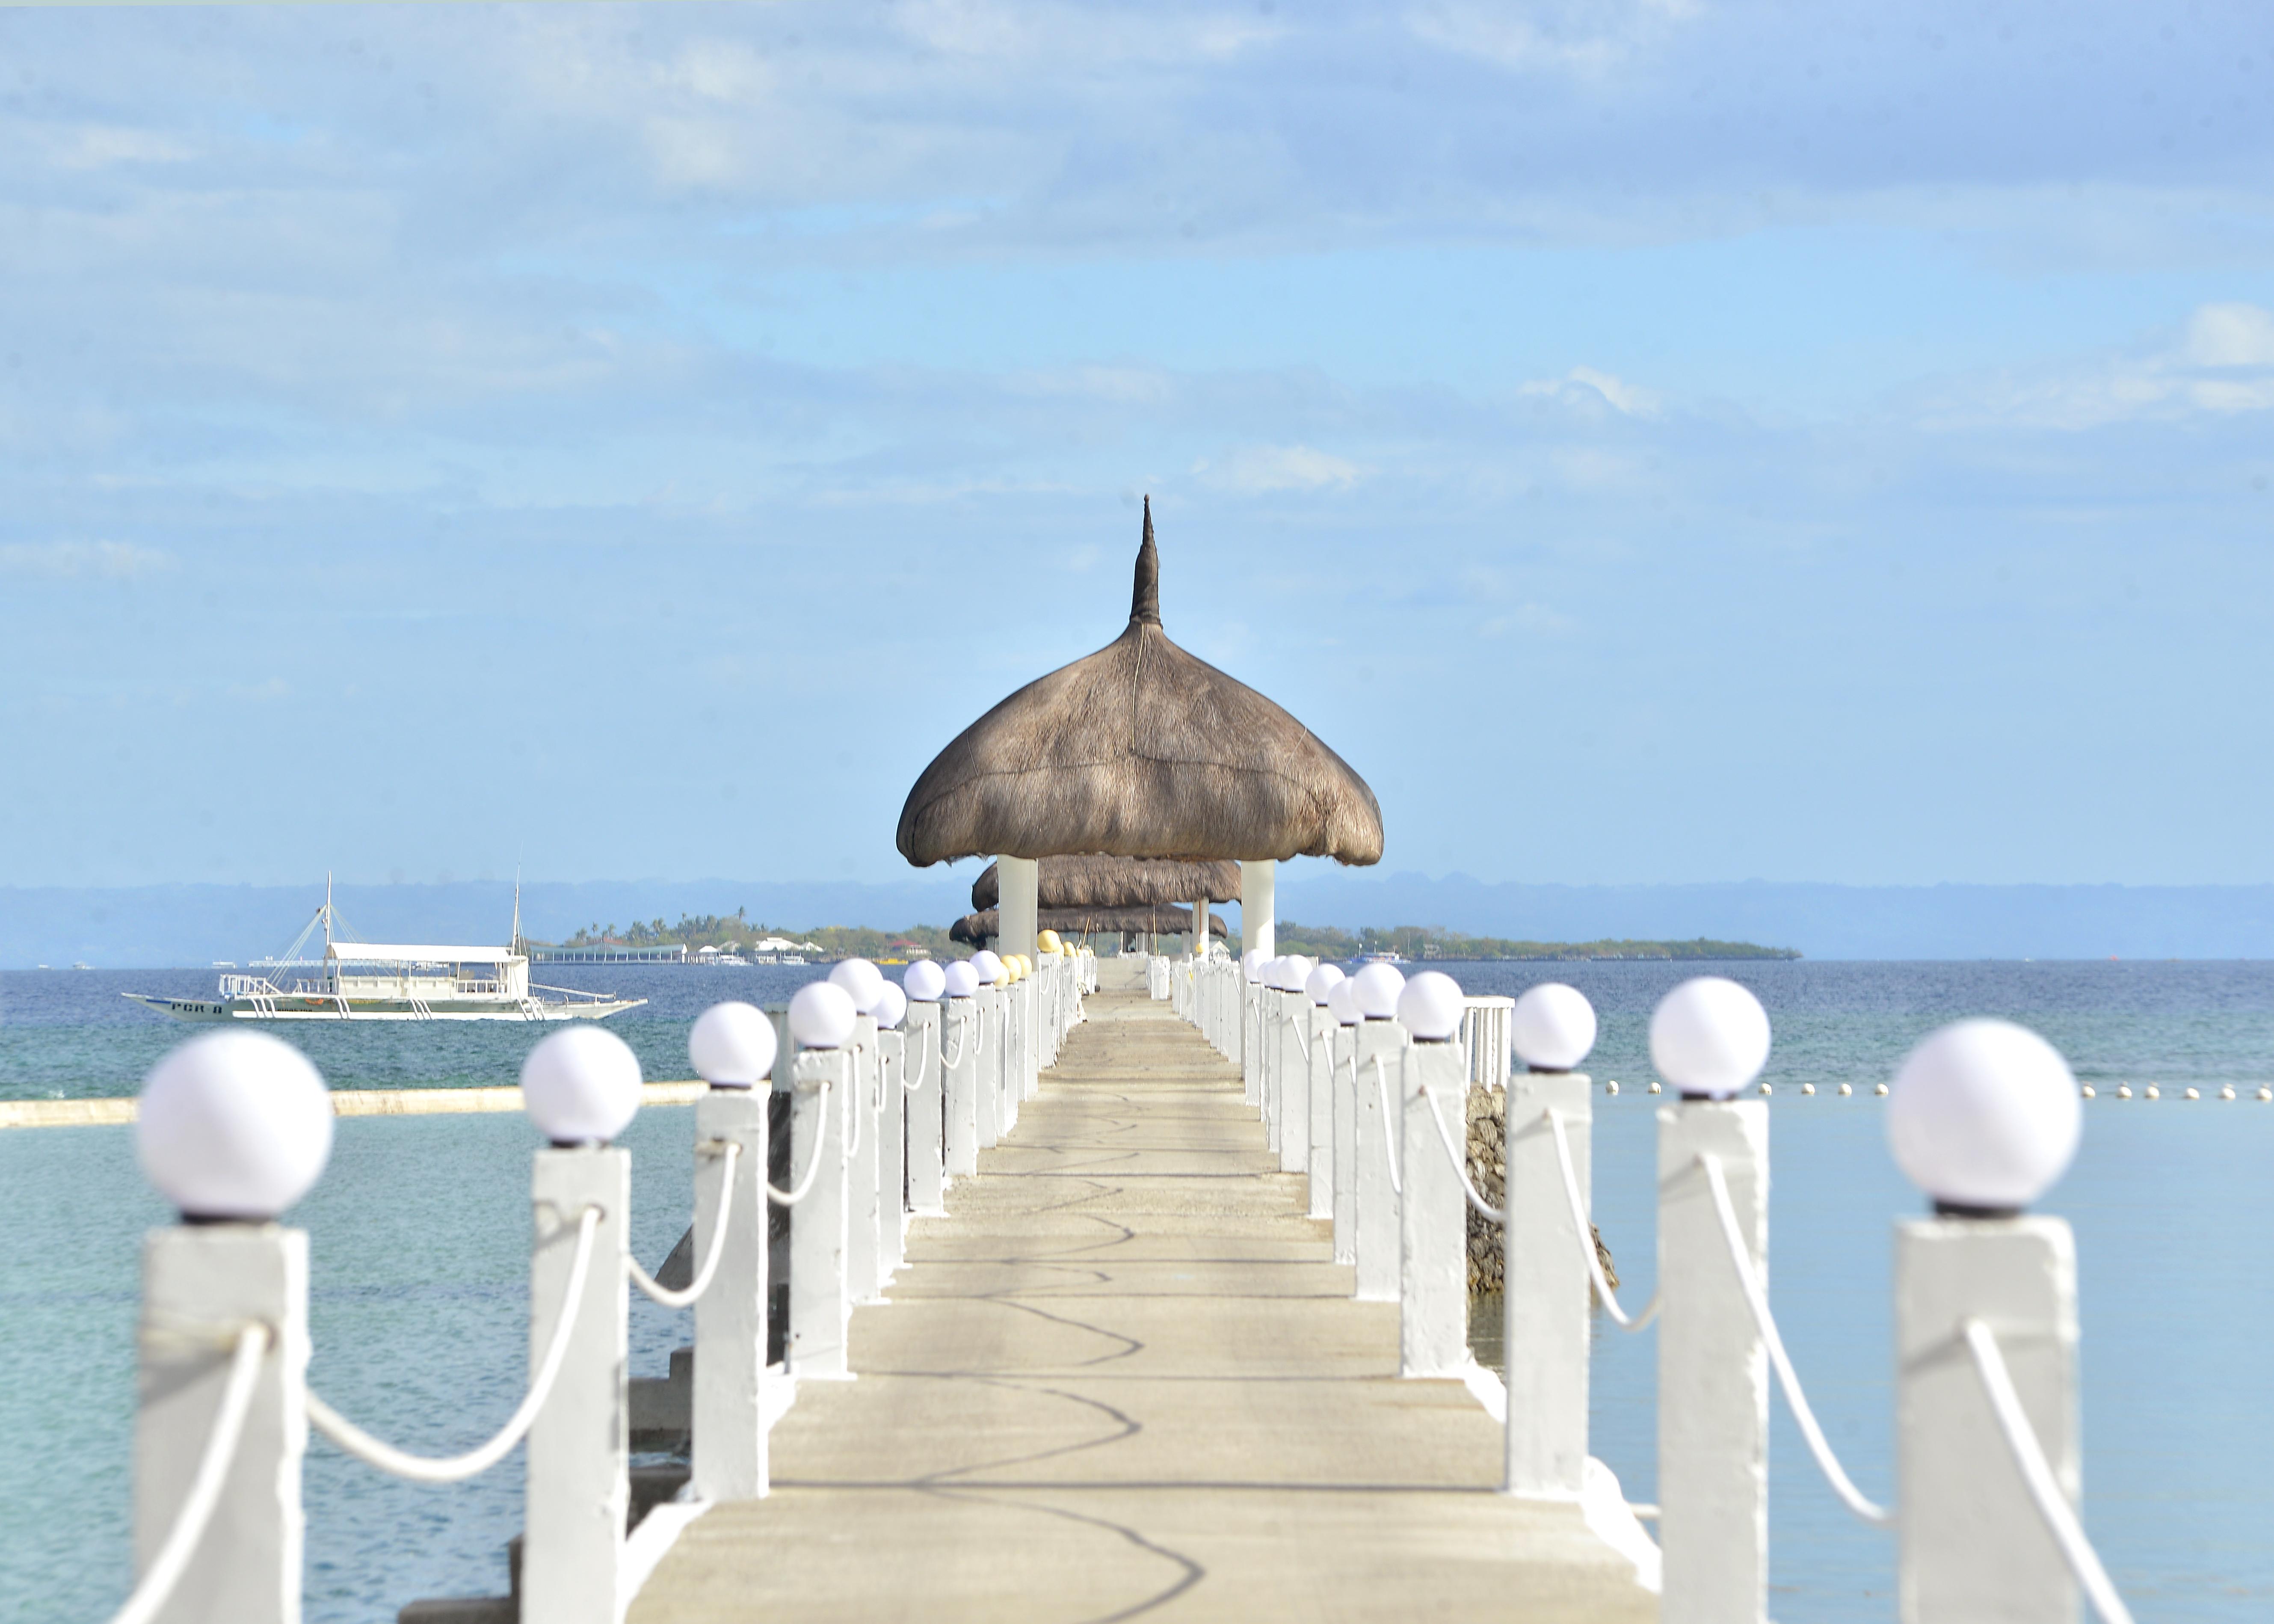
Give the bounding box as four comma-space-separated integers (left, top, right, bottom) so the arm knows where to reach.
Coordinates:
123, 877, 646, 1024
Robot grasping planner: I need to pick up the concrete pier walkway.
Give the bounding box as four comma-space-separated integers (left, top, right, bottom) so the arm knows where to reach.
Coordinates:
634, 990, 1655, 1623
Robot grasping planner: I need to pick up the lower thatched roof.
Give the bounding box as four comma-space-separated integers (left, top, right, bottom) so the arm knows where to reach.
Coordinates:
950, 904, 1229, 945
971, 855, 1242, 911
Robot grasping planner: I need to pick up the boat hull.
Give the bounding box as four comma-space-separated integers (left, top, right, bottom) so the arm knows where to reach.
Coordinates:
123, 994, 645, 1023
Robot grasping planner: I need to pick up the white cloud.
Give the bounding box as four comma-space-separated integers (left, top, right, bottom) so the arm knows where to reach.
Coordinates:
1519, 366, 1662, 418
2185, 304, 2274, 369
47, 126, 196, 171
0, 542, 172, 581
1196, 444, 1362, 493
1406, 0, 1697, 77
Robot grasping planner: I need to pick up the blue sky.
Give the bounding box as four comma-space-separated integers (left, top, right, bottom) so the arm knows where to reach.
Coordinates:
5, 0, 2274, 892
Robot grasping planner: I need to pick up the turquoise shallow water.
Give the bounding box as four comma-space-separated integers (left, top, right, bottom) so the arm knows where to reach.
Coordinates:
4, 960, 2272, 1620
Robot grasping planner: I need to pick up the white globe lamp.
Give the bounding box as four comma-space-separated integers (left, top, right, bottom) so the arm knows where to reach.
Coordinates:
789, 981, 859, 1050
1351, 962, 1406, 1020
971, 949, 1005, 986
1328, 979, 1361, 1026
1397, 971, 1464, 1041
688, 1001, 777, 1088
1512, 984, 1597, 1072
1280, 956, 1314, 992
1244, 949, 1267, 983
138, 1031, 334, 1221
1305, 963, 1346, 1005
873, 983, 909, 1031
522, 1025, 643, 1145
904, 960, 947, 1002
1650, 977, 1772, 1099
942, 961, 981, 999
1887, 1020, 2082, 1212
828, 957, 886, 1015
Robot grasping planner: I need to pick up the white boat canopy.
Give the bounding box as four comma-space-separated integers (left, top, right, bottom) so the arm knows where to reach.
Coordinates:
326, 944, 520, 964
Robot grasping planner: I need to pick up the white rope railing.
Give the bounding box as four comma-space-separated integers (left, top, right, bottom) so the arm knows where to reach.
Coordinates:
108, 1322, 269, 1624
906, 1024, 932, 1091
1543, 1108, 1660, 1331
1963, 1319, 2136, 1624
767, 1079, 835, 1207
1418, 1084, 1506, 1220
627, 1141, 742, 1309
305, 1205, 599, 1485
1700, 1153, 1892, 1526
1372, 1057, 1402, 1196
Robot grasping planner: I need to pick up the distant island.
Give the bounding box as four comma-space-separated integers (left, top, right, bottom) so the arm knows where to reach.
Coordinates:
537, 908, 1794, 965
1266, 922, 1800, 963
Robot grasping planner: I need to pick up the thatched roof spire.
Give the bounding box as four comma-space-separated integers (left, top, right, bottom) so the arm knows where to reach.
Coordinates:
897, 505, 1384, 867
971, 855, 1241, 911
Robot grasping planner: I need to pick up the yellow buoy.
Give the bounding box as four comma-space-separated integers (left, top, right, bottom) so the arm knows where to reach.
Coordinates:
1036, 930, 1062, 954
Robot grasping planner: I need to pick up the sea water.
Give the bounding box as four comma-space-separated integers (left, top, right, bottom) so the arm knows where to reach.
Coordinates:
4, 960, 2271, 1620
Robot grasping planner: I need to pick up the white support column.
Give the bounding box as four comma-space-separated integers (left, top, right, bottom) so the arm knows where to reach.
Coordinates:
136, 1224, 308, 1624
1658, 1099, 1770, 1624
1399, 1038, 1469, 1377
1240, 859, 1275, 961
1896, 1216, 2079, 1624
1353, 1017, 1409, 1302
788, 1049, 853, 1381
943, 996, 980, 1177
1277, 989, 1309, 1175
1194, 897, 1211, 960
1331, 1017, 1359, 1264
976, 987, 1003, 1151
524, 1146, 631, 1624
877, 1029, 908, 1280
907, 1001, 948, 1214
692, 1087, 770, 1502
847, 1016, 883, 1304
1502, 1072, 1593, 1499
997, 855, 1039, 964
1306, 1001, 1335, 1221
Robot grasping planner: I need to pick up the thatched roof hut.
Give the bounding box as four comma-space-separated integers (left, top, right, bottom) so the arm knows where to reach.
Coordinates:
970, 855, 1241, 912
949, 905, 1227, 946
897, 500, 1383, 866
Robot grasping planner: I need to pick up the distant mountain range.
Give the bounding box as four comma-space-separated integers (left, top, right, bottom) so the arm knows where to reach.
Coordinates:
7, 874, 2274, 967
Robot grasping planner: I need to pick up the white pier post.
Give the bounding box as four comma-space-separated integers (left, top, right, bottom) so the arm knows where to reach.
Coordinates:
847, 1016, 883, 1304
692, 1086, 770, 1501
1278, 988, 1309, 1175
1244, 961, 1262, 1108
906, 1000, 947, 1214
943, 995, 981, 1177
976, 985, 1003, 1151
1307, 999, 1335, 1221
788, 1049, 853, 1381
877, 1027, 908, 1280
1658, 1099, 1770, 1624
1019, 976, 1039, 1101
1398, 1036, 1469, 1376
524, 1145, 632, 1624
1353, 1016, 1409, 1302
1261, 981, 1281, 1150
136, 1225, 309, 1624
1332, 1013, 1359, 1263
1502, 1072, 1593, 1498
1896, 1217, 2079, 1624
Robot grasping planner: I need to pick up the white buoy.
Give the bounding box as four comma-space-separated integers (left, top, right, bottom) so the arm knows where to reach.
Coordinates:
2144, 1085, 2160, 1100
2220, 1085, 2237, 1100
2080, 1085, 2095, 1099
1647, 1081, 1662, 1094
2260, 1087, 2272, 1102
2184, 1087, 2200, 1101
1838, 1082, 1853, 1096
1800, 1083, 1816, 1096
1605, 1079, 1620, 1095
2116, 1085, 2132, 1099
1758, 1081, 1773, 1095
1874, 1082, 1889, 1096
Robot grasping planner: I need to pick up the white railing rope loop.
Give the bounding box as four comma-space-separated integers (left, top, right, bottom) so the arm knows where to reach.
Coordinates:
109, 1322, 270, 1624
906, 1022, 933, 1092
1418, 1082, 1506, 1221
1699, 1153, 1893, 1526
627, 1140, 742, 1309
1372, 1056, 1402, 1197
767, 1078, 835, 1207
306, 1204, 601, 1485
1963, 1319, 2136, 1624
1542, 1108, 1660, 1332
939, 1003, 974, 1071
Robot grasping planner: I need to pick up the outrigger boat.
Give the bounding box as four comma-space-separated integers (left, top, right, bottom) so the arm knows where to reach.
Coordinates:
124, 879, 645, 1024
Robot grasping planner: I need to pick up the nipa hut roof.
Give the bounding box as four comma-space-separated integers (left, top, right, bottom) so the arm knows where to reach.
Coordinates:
949, 904, 1227, 946
970, 855, 1242, 911
897, 500, 1383, 867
